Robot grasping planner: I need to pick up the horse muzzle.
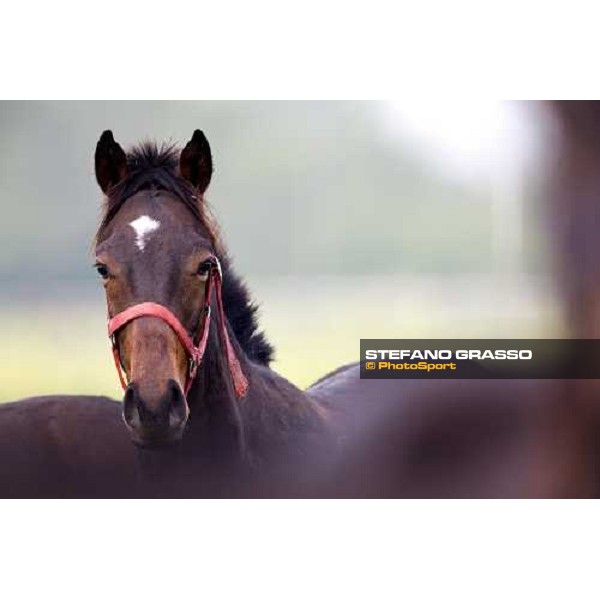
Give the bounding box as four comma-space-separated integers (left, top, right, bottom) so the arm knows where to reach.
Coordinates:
122, 379, 189, 447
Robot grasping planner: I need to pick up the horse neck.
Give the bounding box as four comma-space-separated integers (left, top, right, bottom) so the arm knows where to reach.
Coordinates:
185, 322, 247, 459
184, 313, 325, 465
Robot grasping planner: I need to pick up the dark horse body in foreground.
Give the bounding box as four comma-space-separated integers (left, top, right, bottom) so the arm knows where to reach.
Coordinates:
0, 131, 562, 498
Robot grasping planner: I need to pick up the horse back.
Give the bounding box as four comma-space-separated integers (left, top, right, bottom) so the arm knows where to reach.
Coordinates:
0, 395, 136, 497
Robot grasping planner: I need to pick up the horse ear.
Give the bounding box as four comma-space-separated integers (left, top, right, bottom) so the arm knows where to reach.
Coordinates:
180, 130, 213, 193
95, 130, 128, 193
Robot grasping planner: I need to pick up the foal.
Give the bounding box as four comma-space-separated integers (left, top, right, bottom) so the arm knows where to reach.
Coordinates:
0, 131, 330, 497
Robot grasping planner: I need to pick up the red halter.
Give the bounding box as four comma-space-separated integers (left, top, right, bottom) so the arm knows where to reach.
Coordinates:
107, 257, 248, 399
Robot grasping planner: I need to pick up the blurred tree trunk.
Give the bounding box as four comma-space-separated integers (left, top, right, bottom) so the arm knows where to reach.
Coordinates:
550, 101, 600, 338
540, 101, 600, 496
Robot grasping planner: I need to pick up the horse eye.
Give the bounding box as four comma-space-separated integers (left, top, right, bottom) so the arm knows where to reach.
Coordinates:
197, 260, 213, 278
95, 263, 109, 279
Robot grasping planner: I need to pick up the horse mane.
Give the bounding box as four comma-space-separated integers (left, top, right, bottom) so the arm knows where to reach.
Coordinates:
96, 141, 274, 367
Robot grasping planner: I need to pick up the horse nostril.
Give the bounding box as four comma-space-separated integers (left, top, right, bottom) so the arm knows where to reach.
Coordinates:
122, 385, 141, 429
167, 379, 188, 429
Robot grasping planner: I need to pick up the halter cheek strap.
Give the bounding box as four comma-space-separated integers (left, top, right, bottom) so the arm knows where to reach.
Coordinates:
107, 258, 249, 399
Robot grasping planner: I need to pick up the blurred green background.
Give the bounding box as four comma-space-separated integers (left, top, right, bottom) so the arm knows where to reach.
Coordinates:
0, 101, 561, 401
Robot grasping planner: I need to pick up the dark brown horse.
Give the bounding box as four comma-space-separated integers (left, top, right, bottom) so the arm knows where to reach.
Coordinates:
0, 129, 573, 498
0, 130, 338, 497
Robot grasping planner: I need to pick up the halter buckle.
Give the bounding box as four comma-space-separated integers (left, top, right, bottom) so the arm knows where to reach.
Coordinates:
213, 257, 222, 280
188, 356, 198, 374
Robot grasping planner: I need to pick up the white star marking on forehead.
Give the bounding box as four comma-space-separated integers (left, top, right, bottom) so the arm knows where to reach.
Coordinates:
128, 215, 160, 251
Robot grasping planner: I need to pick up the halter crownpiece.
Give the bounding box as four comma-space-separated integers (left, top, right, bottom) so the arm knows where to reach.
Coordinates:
107, 257, 249, 399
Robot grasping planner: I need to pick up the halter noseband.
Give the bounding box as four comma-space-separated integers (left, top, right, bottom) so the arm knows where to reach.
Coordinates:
107, 257, 248, 399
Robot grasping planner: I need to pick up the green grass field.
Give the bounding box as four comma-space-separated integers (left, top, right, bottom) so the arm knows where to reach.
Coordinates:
0, 275, 563, 402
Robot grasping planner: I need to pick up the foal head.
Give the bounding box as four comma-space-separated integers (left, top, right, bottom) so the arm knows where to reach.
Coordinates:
94, 130, 222, 447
